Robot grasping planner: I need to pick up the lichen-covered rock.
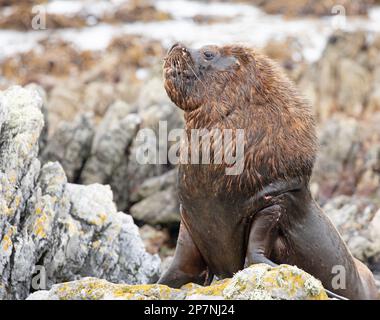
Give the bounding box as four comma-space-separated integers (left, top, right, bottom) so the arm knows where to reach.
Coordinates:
27, 264, 328, 300
0, 86, 160, 300
223, 264, 327, 300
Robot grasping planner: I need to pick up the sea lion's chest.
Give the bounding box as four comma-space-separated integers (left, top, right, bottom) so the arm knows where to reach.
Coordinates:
177, 164, 250, 220
177, 163, 252, 277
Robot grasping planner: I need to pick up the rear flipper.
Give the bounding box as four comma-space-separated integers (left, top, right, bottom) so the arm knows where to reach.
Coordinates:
245, 204, 349, 300
354, 259, 378, 299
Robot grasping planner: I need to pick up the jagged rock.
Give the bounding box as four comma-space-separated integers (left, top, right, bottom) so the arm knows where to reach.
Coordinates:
27, 264, 328, 300
41, 181, 160, 287
117, 78, 183, 210
80, 114, 140, 186
91, 100, 136, 149
25, 83, 48, 151
0, 86, 44, 300
324, 196, 380, 267
40, 113, 95, 182
79, 101, 141, 210
0, 86, 160, 300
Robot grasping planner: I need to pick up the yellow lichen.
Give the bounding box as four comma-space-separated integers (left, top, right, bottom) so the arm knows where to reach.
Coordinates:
1, 226, 15, 252
185, 279, 231, 297
33, 209, 49, 238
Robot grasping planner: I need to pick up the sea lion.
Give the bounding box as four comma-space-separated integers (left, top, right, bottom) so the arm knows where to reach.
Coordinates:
158, 43, 378, 299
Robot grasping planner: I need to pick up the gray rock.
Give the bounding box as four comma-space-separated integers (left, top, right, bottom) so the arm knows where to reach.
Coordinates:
131, 169, 177, 203
129, 169, 179, 225
297, 31, 379, 120
0, 86, 160, 300
40, 113, 95, 182
125, 99, 183, 209
25, 83, 49, 151
80, 114, 140, 185
130, 186, 180, 225
312, 116, 360, 202
324, 195, 380, 266
79, 101, 141, 211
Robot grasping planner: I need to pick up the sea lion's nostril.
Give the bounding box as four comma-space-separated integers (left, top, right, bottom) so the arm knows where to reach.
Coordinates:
168, 43, 180, 54
168, 43, 188, 55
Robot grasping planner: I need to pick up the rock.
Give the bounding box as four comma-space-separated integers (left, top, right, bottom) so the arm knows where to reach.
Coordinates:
298, 31, 379, 120
368, 86, 380, 113
80, 103, 140, 186
27, 264, 328, 300
336, 58, 371, 116
131, 169, 177, 203
40, 113, 95, 182
312, 116, 360, 202
103, 0, 171, 24
244, 0, 372, 17
130, 186, 180, 225
25, 83, 49, 151
129, 165, 179, 227
323, 196, 380, 267
91, 100, 136, 148
0, 86, 160, 300
222, 264, 327, 300
83, 82, 116, 118
46, 81, 85, 132
117, 78, 184, 210
139, 225, 171, 255
41, 182, 160, 287
312, 114, 380, 202
79, 101, 141, 211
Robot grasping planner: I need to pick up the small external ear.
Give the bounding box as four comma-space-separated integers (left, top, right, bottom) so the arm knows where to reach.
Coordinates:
214, 56, 240, 71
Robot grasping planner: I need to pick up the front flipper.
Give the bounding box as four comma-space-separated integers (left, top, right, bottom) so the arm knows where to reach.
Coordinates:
158, 206, 211, 288
246, 204, 281, 267
245, 204, 348, 300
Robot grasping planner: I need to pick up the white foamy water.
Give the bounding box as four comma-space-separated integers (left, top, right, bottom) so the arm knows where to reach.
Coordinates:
0, 0, 380, 62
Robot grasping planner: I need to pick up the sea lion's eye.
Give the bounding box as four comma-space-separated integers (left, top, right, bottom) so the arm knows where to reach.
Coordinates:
203, 51, 215, 61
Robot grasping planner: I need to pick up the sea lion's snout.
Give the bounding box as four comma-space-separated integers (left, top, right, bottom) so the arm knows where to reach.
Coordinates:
163, 43, 201, 111
163, 43, 241, 112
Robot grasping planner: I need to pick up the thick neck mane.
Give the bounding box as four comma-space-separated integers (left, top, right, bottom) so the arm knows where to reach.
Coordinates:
182, 53, 317, 193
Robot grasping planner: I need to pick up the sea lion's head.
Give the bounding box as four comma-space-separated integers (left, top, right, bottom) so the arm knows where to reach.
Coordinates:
163, 43, 252, 112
